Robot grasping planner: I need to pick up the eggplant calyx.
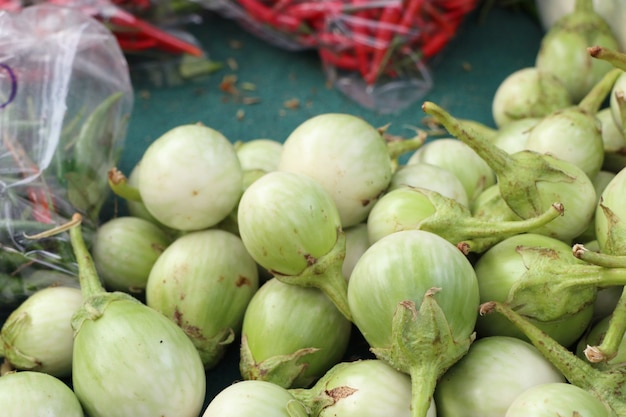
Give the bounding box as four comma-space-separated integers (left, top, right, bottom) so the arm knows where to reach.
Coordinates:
372, 288, 475, 417
239, 334, 320, 389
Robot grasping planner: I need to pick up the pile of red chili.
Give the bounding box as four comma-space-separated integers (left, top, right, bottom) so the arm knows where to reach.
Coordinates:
225, 0, 480, 85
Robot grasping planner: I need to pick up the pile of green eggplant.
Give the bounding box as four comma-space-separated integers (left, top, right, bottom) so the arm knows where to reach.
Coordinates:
1, 0, 626, 416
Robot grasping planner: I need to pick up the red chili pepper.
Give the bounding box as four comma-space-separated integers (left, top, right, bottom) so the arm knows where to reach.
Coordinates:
397, 0, 425, 36
270, 0, 294, 12
237, 0, 303, 33
420, 30, 451, 58
364, 3, 402, 85
352, 22, 372, 78
38, 0, 204, 56
111, 0, 152, 13
115, 32, 160, 52
0, 0, 21, 11
106, 7, 204, 56
348, 0, 375, 79
318, 48, 360, 71
3, 134, 54, 224
439, 0, 479, 14
316, 31, 355, 49
421, 1, 456, 36
283, 0, 343, 21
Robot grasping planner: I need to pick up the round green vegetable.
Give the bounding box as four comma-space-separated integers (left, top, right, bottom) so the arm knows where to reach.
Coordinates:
68, 215, 206, 417
138, 123, 243, 231
239, 278, 351, 388
146, 228, 259, 369
348, 230, 479, 417
92, 216, 172, 293
435, 336, 565, 417
0, 370, 84, 417
0, 286, 82, 377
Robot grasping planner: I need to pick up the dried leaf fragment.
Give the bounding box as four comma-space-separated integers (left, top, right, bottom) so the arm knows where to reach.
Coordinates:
284, 98, 300, 109
220, 74, 239, 95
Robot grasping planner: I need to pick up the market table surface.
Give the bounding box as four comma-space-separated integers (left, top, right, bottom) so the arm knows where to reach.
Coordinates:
2, 2, 548, 411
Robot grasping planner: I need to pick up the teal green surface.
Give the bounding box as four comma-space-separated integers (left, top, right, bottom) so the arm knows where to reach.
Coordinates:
114, 5, 546, 406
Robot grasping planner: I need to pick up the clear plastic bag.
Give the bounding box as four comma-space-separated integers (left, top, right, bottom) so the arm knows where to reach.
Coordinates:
0, 4, 133, 307
317, 2, 434, 114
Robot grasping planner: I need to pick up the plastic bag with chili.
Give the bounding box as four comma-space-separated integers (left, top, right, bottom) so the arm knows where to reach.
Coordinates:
206, 0, 480, 113
0, 4, 133, 309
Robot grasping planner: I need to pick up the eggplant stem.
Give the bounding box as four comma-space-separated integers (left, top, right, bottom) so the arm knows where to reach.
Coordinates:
421, 101, 511, 175
479, 301, 608, 394
584, 286, 626, 363
578, 68, 622, 114
614, 90, 626, 140
68, 213, 107, 298
386, 130, 428, 162
108, 167, 142, 202
409, 361, 438, 417
417, 186, 564, 253
572, 244, 626, 268
22, 215, 81, 240
575, 0, 594, 14
588, 46, 626, 72
457, 202, 563, 240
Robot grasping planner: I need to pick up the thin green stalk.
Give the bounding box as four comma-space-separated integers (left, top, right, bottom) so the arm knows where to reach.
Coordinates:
409, 361, 439, 417
575, 0, 594, 14
386, 131, 427, 162
411, 188, 563, 254
108, 167, 142, 202
588, 45, 626, 71
480, 301, 625, 417
584, 287, 626, 363
458, 203, 563, 237
422, 101, 511, 173
573, 244, 626, 268
578, 68, 622, 114
67, 214, 106, 298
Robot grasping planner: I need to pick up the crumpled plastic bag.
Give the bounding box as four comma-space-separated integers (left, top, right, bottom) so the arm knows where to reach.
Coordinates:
0, 4, 133, 308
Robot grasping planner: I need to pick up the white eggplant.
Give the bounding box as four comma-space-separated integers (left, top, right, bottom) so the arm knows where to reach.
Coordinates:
0, 286, 82, 377
68, 215, 206, 417
0, 370, 84, 417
